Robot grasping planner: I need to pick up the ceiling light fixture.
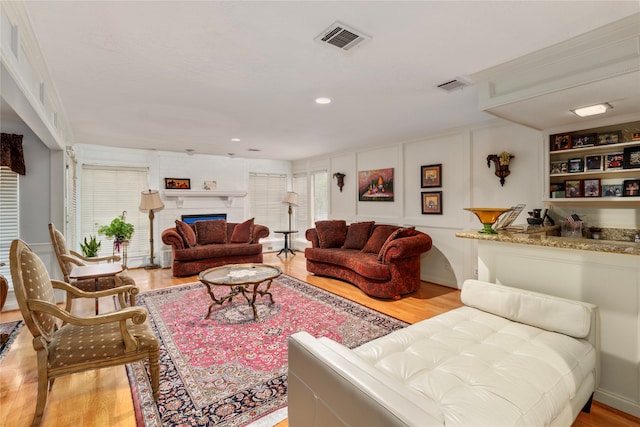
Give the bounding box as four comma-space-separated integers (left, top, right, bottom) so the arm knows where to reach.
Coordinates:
315, 97, 331, 104
572, 103, 611, 117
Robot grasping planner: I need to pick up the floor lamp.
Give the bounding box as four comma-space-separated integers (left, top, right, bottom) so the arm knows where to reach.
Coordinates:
139, 189, 164, 269
283, 191, 298, 231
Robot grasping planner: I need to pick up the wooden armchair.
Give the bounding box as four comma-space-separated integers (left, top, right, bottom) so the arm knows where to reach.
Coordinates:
48, 223, 137, 309
10, 239, 160, 426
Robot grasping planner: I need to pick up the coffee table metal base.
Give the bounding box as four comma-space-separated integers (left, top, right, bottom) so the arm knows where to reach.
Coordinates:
203, 280, 275, 321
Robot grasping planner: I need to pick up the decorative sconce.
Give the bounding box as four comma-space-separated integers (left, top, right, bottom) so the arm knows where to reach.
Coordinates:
487, 152, 514, 186
333, 172, 346, 192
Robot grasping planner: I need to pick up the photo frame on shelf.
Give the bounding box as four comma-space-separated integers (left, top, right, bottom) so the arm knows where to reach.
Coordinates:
623, 179, 640, 197
602, 182, 623, 197
550, 182, 565, 198
605, 152, 624, 170
584, 155, 603, 171
572, 133, 596, 148
550, 161, 568, 175
164, 178, 191, 189
568, 158, 583, 173
420, 164, 442, 188
564, 179, 582, 198
421, 191, 442, 214
623, 146, 640, 169
597, 131, 622, 145
203, 180, 217, 190
550, 133, 572, 151
583, 178, 601, 197
631, 132, 640, 141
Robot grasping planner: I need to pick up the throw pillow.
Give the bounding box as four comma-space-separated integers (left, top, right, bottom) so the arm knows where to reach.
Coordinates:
342, 221, 375, 250
175, 220, 197, 247
231, 218, 255, 243
361, 225, 398, 254
195, 220, 227, 245
377, 227, 417, 261
315, 220, 347, 248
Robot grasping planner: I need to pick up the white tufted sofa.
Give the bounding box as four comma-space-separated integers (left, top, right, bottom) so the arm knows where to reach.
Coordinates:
288, 280, 599, 427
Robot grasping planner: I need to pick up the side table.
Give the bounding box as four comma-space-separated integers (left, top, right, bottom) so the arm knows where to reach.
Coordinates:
274, 230, 298, 257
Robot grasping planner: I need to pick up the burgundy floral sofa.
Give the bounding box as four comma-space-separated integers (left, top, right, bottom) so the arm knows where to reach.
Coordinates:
161, 218, 269, 277
305, 220, 432, 299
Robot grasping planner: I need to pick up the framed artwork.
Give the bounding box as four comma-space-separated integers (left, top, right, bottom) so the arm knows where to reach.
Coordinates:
568, 158, 583, 173
358, 168, 394, 201
623, 146, 640, 169
421, 191, 442, 214
572, 133, 596, 148
564, 179, 582, 198
597, 131, 622, 145
602, 183, 623, 197
584, 155, 603, 171
605, 152, 624, 170
550, 182, 565, 198
164, 178, 191, 189
631, 132, 640, 141
421, 164, 442, 188
623, 179, 640, 197
583, 179, 601, 197
550, 161, 568, 174
550, 133, 572, 151
203, 180, 217, 190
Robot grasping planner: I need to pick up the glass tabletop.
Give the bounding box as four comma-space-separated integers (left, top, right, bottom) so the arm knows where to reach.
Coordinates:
198, 263, 281, 286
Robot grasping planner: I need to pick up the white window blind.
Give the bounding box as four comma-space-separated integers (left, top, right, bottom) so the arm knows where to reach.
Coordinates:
66, 151, 78, 245
248, 173, 287, 232
311, 170, 328, 222
0, 167, 18, 288
292, 173, 308, 232
80, 165, 149, 259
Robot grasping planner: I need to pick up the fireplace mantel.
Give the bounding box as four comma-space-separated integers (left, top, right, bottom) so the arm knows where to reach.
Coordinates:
162, 190, 247, 207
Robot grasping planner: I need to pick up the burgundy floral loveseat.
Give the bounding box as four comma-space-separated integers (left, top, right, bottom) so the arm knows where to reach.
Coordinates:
305, 220, 432, 299
161, 218, 269, 277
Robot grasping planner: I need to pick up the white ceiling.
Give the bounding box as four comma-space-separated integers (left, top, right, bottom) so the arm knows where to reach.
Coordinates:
14, 1, 640, 160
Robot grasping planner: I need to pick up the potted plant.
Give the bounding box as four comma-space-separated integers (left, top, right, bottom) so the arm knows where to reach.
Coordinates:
80, 235, 101, 257
98, 212, 135, 242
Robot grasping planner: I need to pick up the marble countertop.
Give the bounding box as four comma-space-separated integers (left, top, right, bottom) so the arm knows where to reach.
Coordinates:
456, 228, 640, 256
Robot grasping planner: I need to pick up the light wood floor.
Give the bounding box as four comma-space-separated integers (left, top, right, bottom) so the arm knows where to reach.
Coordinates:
1, 252, 638, 426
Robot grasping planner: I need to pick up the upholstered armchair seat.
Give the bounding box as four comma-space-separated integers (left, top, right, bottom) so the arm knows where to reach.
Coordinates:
10, 239, 159, 426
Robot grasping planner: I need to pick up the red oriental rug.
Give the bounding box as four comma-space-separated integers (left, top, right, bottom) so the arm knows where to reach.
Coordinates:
126, 274, 407, 427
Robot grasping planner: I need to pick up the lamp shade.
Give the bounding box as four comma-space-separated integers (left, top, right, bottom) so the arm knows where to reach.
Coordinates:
283, 191, 298, 206
139, 189, 164, 211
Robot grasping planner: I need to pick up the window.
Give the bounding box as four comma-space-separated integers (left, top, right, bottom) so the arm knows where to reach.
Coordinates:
0, 167, 18, 288
80, 165, 149, 260
311, 170, 328, 222
292, 173, 308, 232
248, 173, 287, 232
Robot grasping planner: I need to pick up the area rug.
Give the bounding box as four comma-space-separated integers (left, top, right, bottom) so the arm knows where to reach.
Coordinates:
0, 320, 23, 363
126, 274, 407, 427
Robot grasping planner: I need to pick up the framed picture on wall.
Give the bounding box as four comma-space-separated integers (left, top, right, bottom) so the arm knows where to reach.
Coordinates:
421, 191, 442, 214
358, 168, 394, 201
164, 178, 191, 189
420, 164, 442, 188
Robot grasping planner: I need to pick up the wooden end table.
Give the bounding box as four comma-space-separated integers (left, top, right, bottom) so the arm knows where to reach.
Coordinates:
69, 263, 123, 314
198, 263, 282, 321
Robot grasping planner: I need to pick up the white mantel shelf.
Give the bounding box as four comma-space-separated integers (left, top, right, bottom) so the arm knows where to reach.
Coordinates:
162, 190, 247, 207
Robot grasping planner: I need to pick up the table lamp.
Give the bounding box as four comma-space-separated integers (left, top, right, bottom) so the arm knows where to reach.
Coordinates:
139, 189, 164, 269
283, 191, 298, 231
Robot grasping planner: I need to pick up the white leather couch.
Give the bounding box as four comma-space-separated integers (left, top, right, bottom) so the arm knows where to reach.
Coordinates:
288, 280, 599, 426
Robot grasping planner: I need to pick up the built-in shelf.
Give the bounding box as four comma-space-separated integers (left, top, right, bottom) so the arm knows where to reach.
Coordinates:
162, 190, 247, 207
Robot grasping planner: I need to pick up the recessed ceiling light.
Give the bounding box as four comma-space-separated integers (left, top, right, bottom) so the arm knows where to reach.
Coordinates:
231, 138, 240, 142
572, 103, 611, 117
315, 97, 331, 104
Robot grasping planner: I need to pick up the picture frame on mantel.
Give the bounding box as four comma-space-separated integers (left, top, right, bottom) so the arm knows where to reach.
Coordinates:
421, 164, 442, 188
165, 178, 191, 189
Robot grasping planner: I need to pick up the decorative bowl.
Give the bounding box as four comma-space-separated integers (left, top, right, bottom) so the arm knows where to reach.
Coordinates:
464, 208, 512, 234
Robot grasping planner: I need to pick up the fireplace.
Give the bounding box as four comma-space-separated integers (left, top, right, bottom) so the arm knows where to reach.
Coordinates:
180, 213, 227, 225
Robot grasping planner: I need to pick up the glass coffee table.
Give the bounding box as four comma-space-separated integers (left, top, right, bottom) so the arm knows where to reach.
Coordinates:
198, 263, 282, 321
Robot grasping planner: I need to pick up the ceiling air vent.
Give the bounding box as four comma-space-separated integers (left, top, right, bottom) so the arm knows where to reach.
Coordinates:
437, 78, 472, 92
315, 21, 370, 51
